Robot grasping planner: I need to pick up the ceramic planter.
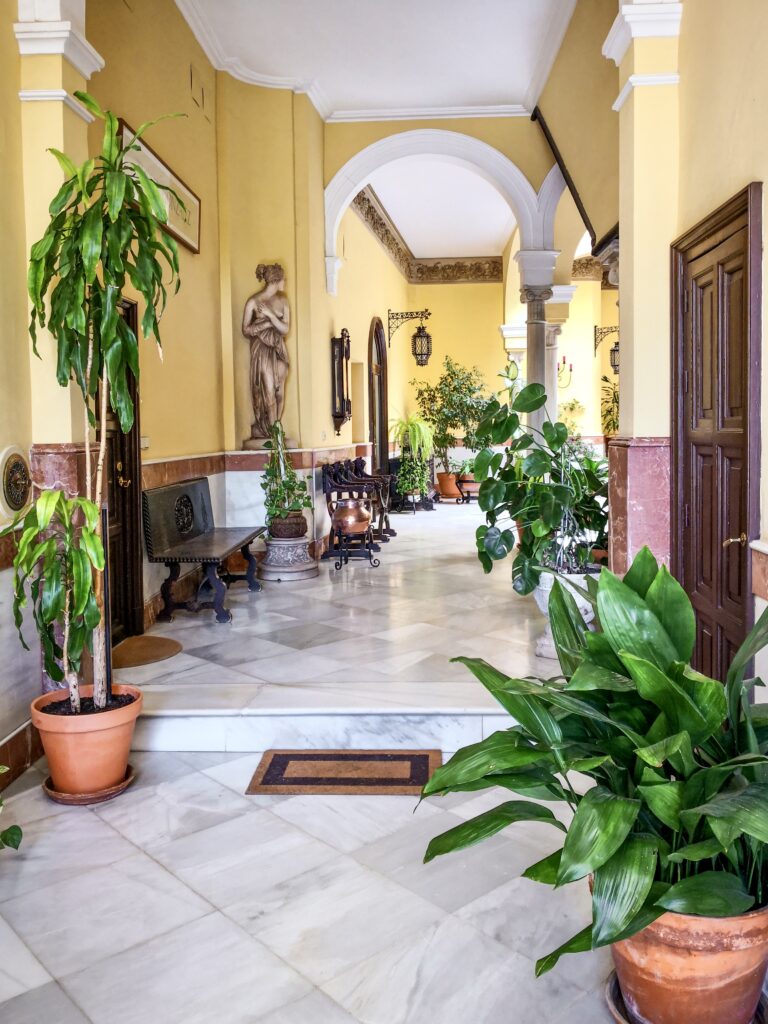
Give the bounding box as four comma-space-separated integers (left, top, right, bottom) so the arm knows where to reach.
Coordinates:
532, 570, 595, 659
269, 512, 308, 539
436, 472, 461, 499
31, 684, 142, 800
612, 905, 768, 1024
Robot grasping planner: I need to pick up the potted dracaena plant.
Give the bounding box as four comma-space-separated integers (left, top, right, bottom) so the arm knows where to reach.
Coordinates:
423, 548, 768, 1024
411, 356, 488, 499
0, 91, 182, 801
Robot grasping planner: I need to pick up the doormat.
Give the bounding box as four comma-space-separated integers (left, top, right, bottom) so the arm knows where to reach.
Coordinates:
112, 636, 182, 669
246, 749, 442, 796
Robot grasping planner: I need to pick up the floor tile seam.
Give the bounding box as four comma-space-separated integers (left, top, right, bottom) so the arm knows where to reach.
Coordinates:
0, 910, 55, 999
251, 985, 359, 1024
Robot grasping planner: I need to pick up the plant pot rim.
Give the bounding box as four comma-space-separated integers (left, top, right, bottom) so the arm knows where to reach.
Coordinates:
31, 684, 142, 735
621, 901, 768, 954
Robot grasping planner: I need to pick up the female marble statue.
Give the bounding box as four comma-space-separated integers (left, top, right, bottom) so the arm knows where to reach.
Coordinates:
242, 263, 290, 440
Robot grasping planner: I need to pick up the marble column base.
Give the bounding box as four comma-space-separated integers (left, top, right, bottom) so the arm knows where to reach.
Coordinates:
608, 437, 671, 575
258, 536, 319, 582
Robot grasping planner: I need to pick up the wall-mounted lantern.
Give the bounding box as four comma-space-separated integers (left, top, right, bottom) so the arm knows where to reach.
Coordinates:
594, 324, 620, 376
388, 308, 433, 366
331, 328, 352, 435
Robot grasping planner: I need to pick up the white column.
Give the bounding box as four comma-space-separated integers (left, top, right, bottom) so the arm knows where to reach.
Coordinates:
544, 324, 562, 423
514, 250, 558, 432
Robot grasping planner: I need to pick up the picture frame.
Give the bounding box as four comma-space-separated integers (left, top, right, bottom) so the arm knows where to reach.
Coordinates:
118, 119, 201, 254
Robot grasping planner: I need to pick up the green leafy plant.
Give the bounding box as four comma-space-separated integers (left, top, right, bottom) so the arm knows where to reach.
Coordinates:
391, 415, 433, 500
1, 492, 104, 712
0, 768, 22, 853
557, 398, 584, 437
423, 547, 768, 975
473, 383, 608, 593
261, 420, 313, 528
411, 357, 489, 473
601, 375, 620, 436
20, 90, 182, 710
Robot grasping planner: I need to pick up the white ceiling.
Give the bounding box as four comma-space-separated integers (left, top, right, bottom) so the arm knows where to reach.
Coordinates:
176, 0, 576, 120
368, 157, 515, 257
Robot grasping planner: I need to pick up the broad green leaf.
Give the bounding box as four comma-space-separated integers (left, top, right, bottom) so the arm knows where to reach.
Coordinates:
473, 448, 494, 481
683, 754, 768, 808
557, 786, 641, 885
105, 170, 127, 222
666, 837, 726, 863
592, 836, 657, 946
80, 528, 105, 570
422, 732, 548, 797
535, 925, 592, 976
102, 111, 119, 163
635, 732, 696, 772
583, 632, 627, 675
132, 163, 168, 222
424, 800, 565, 863
566, 662, 635, 693
522, 450, 550, 478
645, 566, 696, 664
523, 848, 562, 884
79, 202, 103, 283
73, 90, 105, 120
47, 147, 77, 180
726, 605, 768, 736
35, 490, 61, 530
609, 881, 670, 942
597, 570, 679, 672
681, 784, 768, 843
0, 825, 22, 850
549, 579, 588, 677
621, 653, 710, 743
637, 781, 684, 830
655, 872, 754, 917
512, 383, 547, 414
622, 547, 659, 599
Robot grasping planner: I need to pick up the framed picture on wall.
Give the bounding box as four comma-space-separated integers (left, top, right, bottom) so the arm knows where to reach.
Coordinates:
119, 120, 201, 254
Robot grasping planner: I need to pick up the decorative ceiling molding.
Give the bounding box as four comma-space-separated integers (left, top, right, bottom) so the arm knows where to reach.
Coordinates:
352, 187, 503, 284
571, 255, 604, 281
18, 88, 94, 123
612, 72, 680, 112
602, 2, 683, 67
13, 19, 104, 78
547, 285, 576, 305
327, 104, 528, 124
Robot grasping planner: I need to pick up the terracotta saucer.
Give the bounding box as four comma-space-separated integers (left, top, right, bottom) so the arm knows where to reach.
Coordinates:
605, 972, 767, 1023
42, 765, 136, 806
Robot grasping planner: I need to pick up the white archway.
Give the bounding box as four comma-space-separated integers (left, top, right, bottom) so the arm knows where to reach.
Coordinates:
324, 128, 565, 294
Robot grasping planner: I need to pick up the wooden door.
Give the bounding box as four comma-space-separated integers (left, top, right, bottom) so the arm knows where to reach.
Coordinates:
368, 318, 389, 473
671, 184, 761, 681
100, 301, 144, 643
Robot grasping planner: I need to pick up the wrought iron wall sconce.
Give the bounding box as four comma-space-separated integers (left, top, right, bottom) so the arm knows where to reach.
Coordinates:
331, 328, 352, 435
595, 324, 620, 375
388, 308, 433, 366
557, 354, 573, 389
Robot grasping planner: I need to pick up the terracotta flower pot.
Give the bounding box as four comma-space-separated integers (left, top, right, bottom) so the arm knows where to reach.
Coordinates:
31, 684, 142, 798
269, 512, 308, 538
612, 905, 768, 1024
436, 472, 461, 499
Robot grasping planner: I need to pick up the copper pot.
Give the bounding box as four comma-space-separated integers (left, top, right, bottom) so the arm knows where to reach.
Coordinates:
612, 905, 768, 1024
331, 498, 371, 535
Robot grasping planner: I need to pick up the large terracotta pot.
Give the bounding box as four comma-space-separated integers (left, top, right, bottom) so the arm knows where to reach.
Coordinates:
269, 512, 308, 538
436, 472, 461, 499
612, 905, 768, 1024
331, 498, 371, 535
31, 684, 142, 797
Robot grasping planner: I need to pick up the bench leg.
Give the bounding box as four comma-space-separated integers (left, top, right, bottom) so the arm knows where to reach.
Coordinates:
158, 562, 180, 621
241, 543, 261, 592
205, 563, 232, 624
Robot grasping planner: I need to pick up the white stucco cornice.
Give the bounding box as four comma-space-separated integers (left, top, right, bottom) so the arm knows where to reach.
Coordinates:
14, 0, 103, 80
602, 2, 683, 67
547, 285, 577, 305
18, 88, 95, 122
514, 249, 559, 288
612, 72, 680, 111
500, 324, 527, 342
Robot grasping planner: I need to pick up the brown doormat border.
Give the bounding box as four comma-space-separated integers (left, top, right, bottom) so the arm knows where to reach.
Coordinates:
247, 749, 442, 796
112, 635, 183, 669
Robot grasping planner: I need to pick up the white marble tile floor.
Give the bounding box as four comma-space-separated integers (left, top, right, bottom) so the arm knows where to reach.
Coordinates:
0, 751, 613, 1023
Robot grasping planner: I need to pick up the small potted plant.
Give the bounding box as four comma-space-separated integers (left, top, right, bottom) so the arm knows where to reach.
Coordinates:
261, 420, 313, 538
601, 374, 620, 437
411, 356, 488, 499
0, 768, 22, 852
390, 414, 434, 511
2, 92, 182, 801
423, 548, 768, 1024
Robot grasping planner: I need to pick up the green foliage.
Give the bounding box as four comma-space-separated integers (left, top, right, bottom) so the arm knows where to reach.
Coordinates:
472, 383, 608, 592
601, 375, 620, 436
422, 549, 768, 975
27, 91, 182, 433
390, 414, 434, 459
260, 421, 313, 527
0, 491, 104, 682
557, 398, 585, 437
0, 768, 22, 852
410, 357, 490, 472
396, 449, 430, 497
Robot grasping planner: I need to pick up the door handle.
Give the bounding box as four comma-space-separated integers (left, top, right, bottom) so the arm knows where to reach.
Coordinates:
115, 460, 131, 489
722, 533, 747, 549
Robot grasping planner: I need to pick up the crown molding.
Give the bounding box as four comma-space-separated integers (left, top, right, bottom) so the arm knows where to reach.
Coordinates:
500, 323, 527, 343
612, 72, 680, 112
547, 285, 576, 305
13, 19, 104, 78
603, 3, 683, 67
326, 104, 528, 123
18, 87, 94, 122
514, 248, 559, 287
523, 0, 577, 110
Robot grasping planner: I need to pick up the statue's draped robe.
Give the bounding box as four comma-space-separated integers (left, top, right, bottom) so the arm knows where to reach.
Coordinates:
246, 310, 288, 437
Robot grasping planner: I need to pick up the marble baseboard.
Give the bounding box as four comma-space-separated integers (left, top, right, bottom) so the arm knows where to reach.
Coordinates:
0, 721, 44, 793
608, 436, 671, 574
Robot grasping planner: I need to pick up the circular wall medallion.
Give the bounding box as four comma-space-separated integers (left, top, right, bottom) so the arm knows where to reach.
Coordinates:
0, 446, 32, 518
174, 494, 194, 534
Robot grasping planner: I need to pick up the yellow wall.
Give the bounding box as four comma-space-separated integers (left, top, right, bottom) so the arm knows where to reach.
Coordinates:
0, 2, 32, 467
87, 0, 223, 459
536, 0, 619, 244
554, 281, 604, 438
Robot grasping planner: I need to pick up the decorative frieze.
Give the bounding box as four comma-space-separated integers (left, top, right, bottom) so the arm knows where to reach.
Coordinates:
352, 187, 503, 284
571, 256, 604, 281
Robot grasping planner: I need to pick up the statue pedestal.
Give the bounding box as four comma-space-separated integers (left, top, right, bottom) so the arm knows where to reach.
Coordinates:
258, 536, 319, 582
243, 436, 299, 451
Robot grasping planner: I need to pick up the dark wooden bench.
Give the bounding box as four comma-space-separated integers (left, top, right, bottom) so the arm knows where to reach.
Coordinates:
142, 477, 265, 624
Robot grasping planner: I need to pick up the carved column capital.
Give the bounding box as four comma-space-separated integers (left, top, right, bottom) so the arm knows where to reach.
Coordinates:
545, 323, 562, 349
520, 285, 553, 305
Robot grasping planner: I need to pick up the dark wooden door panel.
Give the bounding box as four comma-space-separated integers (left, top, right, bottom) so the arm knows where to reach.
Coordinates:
672, 186, 761, 680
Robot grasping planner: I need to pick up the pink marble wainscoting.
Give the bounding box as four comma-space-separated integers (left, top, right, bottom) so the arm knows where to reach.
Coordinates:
608, 437, 671, 575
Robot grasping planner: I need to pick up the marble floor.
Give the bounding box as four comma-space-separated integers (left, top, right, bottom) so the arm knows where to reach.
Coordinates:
0, 751, 613, 1023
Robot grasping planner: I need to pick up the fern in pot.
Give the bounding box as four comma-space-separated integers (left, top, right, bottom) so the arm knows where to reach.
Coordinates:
423, 547, 768, 1024
0, 92, 181, 800
390, 415, 434, 509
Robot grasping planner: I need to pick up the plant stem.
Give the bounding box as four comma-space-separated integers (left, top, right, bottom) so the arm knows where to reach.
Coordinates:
91, 368, 109, 710
62, 586, 80, 713
83, 330, 94, 503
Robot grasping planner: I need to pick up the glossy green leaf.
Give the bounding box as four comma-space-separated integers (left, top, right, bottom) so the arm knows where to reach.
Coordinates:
637, 781, 684, 830
105, 170, 127, 222
73, 90, 105, 120
523, 847, 562, 884
609, 881, 670, 943
655, 872, 754, 917
512, 382, 547, 413
597, 570, 679, 672
422, 731, 549, 797
592, 835, 657, 946
726, 605, 768, 737
666, 837, 726, 863
535, 925, 592, 976
0, 825, 22, 850
622, 547, 659, 599
645, 566, 696, 664
424, 800, 565, 863
682, 784, 768, 843
47, 147, 77, 180
132, 163, 168, 223
549, 579, 588, 677
557, 786, 641, 885
565, 662, 635, 692
621, 653, 711, 743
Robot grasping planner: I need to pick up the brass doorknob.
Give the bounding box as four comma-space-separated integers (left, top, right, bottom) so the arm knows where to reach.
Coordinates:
722, 533, 747, 549
118, 474, 131, 488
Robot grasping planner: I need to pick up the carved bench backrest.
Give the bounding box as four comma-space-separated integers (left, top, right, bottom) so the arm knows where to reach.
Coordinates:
142, 477, 214, 558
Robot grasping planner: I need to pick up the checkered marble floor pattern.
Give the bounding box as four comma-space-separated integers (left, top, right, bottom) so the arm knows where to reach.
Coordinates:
0, 752, 613, 1023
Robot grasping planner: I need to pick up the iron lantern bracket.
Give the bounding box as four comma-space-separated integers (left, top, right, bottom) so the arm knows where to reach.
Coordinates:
388, 308, 431, 347
594, 324, 619, 355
